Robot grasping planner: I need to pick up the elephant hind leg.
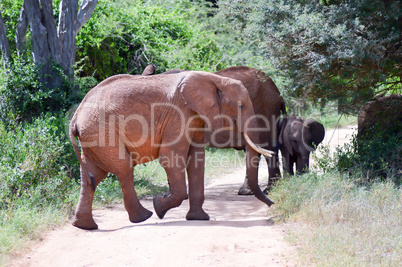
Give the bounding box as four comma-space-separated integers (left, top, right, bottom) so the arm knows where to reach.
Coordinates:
115, 160, 153, 223
73, 161, 107, 230
119, 175, 153, 223
153, 165, 188, 219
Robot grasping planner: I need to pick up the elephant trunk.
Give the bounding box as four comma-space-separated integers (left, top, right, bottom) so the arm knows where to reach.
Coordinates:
245, 138, 275, 207
236, 100, 274, 206
244, 124, 275, 207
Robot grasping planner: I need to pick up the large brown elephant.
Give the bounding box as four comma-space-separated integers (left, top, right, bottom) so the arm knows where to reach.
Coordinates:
279, 115, 325, 175
213, 67, 286, 194
142, 66, 286, 194
69, 71, 274, 230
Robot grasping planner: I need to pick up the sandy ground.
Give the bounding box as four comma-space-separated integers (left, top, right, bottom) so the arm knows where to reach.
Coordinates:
322, 124, 356, 152
11, 125, 356, 267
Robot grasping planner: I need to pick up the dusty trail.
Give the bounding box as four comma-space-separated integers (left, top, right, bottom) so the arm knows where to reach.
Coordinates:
12, 167, 295, 267
11, 125, 356, 267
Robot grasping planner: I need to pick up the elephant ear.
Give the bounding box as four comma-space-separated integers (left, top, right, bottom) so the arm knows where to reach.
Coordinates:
141, 64, 155, 75
180, 72, 224, 130
305, 119, 325, 149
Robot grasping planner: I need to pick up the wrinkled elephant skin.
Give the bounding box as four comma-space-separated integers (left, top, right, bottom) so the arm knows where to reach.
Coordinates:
142, 66, 286, 195
69, 71, 274, 230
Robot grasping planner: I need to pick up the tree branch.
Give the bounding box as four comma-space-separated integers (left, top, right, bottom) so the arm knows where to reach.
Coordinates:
0, 11, 11, 63
58, 0, 79, 75
75, 0, 98, 36
24, 0, 51, 65
40, 0, 61, 64
15, 3, 29, 56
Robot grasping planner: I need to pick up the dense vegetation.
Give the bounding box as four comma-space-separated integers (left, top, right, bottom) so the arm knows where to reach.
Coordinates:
0, 0, 400, 265
216, 0, 401, 113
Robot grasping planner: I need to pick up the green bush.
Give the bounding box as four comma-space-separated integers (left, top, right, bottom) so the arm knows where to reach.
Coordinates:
0, 114, 78, 210
338, 129, 401, 184
76, 0, 226, 81
0, 57, 97, 127
0, 58, 49, 126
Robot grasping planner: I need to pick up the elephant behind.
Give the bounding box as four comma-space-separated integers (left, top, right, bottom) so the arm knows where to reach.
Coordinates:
212, 66, 286, 194
142, 65, 287, 194
279, 115, 325, 175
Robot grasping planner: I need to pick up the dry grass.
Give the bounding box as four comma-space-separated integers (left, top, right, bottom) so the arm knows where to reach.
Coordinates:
269, 172, 402, 266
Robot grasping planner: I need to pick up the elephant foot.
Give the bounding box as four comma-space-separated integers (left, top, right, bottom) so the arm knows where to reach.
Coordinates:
129, 208, 153, 223
163, 188, 188, 199
163, 190, 171, 198
72, 215, 98, 230
186, 209, 210, 221
238, 186, 253, 195
153, 194, 185, 219
153, 196, 171, 219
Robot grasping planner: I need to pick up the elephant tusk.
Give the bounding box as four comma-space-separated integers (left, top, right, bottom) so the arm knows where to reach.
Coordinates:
243, 133, 275, 157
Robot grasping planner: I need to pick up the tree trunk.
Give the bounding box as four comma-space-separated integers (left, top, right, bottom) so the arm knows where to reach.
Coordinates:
13, 0, 98, 89
15, 3, 29, 55
0, 12, 11, 65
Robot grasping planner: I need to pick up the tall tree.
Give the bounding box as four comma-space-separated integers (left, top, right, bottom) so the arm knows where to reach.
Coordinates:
0, 0, 98, 89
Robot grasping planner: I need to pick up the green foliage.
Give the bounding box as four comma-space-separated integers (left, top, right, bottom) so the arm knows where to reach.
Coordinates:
217, 0, 402, 113
0, 114, 79, 210
0, 0, 24, 53
0, 57, 97, 127
0, 204, 69, 265
338, 130, 401, 184
0, 57, 46, 126
76, 0, 226, 80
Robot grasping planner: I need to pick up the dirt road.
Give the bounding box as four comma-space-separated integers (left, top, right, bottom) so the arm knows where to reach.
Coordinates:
12, 167, 296, 267
11, 125, 356, 267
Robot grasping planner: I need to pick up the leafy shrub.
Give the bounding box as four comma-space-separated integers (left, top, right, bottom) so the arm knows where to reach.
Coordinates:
0, 114, 79, 210
76, 0, 226, 81
0, 57, 97, 128
338, 129, 401, 184
0, 58, 50, 126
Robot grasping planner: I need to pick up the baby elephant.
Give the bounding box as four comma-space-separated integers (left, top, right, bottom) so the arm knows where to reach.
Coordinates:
279, 115, 325, 175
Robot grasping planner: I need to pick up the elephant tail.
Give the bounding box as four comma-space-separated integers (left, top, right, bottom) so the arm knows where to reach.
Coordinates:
69, 116, 95, 190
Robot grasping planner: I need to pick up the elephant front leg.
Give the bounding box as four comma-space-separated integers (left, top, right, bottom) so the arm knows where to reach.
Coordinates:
186, 145, 209, 220
264, 153, 281, 193
296, 154, 309, 174
282, 152, 295, 175
238, 177, 253, 195
237, 148, 260, 196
